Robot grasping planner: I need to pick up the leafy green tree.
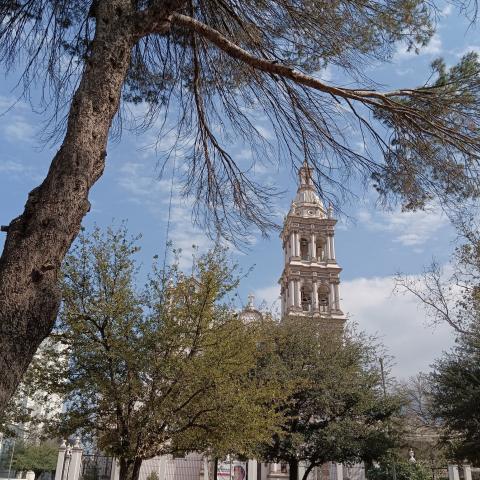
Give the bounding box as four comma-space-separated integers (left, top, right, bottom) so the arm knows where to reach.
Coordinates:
19, 225, 283, 480
395, 212, 480, 463
366, 456, 430, 480
429, 327, 480, 464
11, 442, 57, 479
258, 317, 401, 480
2, 0, 480, 413
396, 374, 448, 475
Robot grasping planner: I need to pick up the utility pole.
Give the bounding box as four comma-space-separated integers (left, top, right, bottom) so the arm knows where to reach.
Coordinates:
379, 358, 397, 480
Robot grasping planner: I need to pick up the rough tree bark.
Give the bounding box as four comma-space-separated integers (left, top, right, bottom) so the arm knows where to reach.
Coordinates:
119, 457, 143, 480
0, 0, 136, 414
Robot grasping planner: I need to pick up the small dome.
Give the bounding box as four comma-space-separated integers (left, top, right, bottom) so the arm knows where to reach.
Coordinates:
239, 294, 263, 323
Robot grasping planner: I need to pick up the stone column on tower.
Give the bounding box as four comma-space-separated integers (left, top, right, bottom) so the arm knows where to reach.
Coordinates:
295, 279, 301, 309
334, 282, 340, 311
311, 233, 316, 260
312, 280, 319, 311
325, 235, 331, 260
278, 161, 345, 330
288, 279, 295, 307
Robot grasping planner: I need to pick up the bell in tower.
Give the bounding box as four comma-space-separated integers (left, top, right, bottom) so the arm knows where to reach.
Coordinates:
278, 161, 345, 331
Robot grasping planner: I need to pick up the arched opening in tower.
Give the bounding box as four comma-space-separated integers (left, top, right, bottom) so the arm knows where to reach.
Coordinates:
318, 284, 330, 312
301, 285, 312, 311
316, 239, 325, 261
300, 237, 309, 260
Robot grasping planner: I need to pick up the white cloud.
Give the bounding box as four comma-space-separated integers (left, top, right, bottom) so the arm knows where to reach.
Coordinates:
0, 158, 42, 182
0, 159, 25, 173
342, 275, 454, 379
358, 205, 448, 247
254, 284, 281, 312
456, 45, 480, 58
2, 116, 35, 142
254, 274, 455, 380
441, 4, 453, 17
117, 162, 213, 267
394, 33, 443, 60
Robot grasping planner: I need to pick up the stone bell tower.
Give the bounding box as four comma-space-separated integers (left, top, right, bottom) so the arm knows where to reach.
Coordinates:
279, 162, 345, 331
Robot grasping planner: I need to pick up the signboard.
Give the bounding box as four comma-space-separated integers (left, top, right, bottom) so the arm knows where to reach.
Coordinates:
217, 460, 247, 480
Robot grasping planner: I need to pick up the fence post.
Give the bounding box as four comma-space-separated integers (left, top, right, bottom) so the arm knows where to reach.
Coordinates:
334, 463, 343, 480
54, 440, 67, 480
110, 459, 120, 480
247, 460, 257, 480
297, 462, 305, 480
463, 465, 472, 480
448, 465, 460, 480
67, 438, 83, 480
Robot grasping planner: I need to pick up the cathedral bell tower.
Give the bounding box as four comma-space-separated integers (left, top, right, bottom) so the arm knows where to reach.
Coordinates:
279, 162, 345, 331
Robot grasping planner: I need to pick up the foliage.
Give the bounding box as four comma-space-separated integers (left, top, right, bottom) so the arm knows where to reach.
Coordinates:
396, 374, 447, 472
11, 442, 57, 477
429, 327, 480, 464
257, 317, 401, 480
366, 457, 430, 480
396, 211, 480, 464
145, 472, 160, 480
18, 225, 284, 480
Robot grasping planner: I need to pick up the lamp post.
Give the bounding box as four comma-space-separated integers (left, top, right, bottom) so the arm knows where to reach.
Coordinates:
379, 358, 397, 480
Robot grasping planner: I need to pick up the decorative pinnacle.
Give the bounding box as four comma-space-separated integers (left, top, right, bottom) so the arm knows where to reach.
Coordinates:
328, 202, 334, 219
247, 293, 255, 309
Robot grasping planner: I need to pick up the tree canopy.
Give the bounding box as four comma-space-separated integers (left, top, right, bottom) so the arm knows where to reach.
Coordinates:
396, 211, 480, 464
257, 317, 401, 480
12, 226, 284, 480
2, 0, 480, 415
11, 442, 58, 478
429, 327, 480, 464
366, 456, 430, 480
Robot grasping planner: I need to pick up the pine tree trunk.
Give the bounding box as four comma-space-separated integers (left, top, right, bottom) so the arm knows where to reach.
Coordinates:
0, 0, 135, 414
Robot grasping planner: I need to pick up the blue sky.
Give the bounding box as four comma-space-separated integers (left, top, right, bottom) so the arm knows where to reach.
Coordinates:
1, 3, 478, 379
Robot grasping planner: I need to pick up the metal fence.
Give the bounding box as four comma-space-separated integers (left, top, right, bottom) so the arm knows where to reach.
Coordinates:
79, 456, 113, 480
0, 437, 15, 479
